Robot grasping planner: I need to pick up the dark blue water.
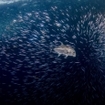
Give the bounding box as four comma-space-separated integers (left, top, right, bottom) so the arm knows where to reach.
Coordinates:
0, 0, 105, 105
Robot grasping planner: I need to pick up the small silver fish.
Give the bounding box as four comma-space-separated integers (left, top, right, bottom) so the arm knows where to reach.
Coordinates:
54, 42, 76, 58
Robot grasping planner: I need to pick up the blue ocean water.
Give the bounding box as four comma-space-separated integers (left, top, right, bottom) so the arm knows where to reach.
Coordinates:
0, 0, 105, 105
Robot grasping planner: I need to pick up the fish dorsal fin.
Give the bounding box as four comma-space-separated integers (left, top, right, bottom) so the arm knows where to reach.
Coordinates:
60, 42, 63, 45
60, 42, 66, 47
60, 42, 70, 48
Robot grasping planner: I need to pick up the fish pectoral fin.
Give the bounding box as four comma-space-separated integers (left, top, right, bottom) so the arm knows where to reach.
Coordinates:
64, 55, 68, 58
58, 53, 61, 57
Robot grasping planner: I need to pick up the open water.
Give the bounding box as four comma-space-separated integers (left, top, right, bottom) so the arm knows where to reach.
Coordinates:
0, 0, 105, 105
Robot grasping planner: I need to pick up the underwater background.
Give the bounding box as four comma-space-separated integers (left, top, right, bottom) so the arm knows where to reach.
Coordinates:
0, 0, 105, 105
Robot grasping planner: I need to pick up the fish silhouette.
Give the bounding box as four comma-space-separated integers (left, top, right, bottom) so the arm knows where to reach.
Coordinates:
54, 42, 76, 58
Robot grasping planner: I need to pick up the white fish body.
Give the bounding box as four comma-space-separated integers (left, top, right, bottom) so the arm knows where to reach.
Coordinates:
54, 43, 76, 58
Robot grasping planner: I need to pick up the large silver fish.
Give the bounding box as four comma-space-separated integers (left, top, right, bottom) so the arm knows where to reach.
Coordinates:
54, 42, 76, 58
